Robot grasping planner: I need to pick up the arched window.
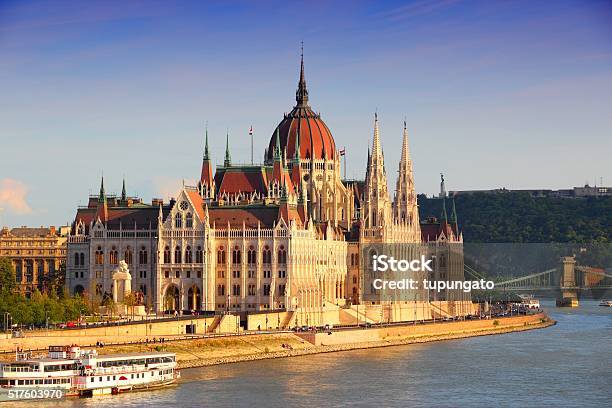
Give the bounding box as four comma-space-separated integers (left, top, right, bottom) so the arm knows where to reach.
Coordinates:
95, 246, 104, 265
196, 246, 203, 263
79, 253, 85, 266
247, 246, 256, 265
232, 284, 241, 296
217, 247, 225, 264
185, 212, 193, 228
164, 246, 171, 263
174, 246, 181, 264
439, 254, 447, 268
185, 246, 193, 263
109, 247, 118, 265
174, 212, 182, 228
217, 284, 225, 296
277, 246, 287, 264
262, 246, 272, 264
139, 246, 148, 264
232, 247, 241, 264
74, 253, 80, 266
124, 247, 133, 264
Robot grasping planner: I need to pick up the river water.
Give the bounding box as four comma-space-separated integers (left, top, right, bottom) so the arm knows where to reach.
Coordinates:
21, 300, 612, 407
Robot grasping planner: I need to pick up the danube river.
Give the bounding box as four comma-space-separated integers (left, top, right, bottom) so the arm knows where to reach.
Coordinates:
29, 301, 612, 407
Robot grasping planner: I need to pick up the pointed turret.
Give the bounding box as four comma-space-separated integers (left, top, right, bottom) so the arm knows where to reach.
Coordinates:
204, 126, 210, 160
363, 112, 391, 229
291, 128, 303, 187
295, 42, 309, 107
441, 198, 448, 223
450, 198, 457, 224
393, 120, 420, 239
98, 176, 106, 203
96, 176, 108, 223
224, 130, 231, 167
450, 197, 459, 236
371, 112, 382, 159
121, 177, 127, 201
272, 127, 284, 186
274, 127, 282, 161
294, 127, 301, 161
199, 126, 215, 198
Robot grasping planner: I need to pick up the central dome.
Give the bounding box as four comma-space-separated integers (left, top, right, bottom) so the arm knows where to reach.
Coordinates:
266, 54, 336, 161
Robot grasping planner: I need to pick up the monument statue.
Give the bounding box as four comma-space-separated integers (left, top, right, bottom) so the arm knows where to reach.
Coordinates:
112, 260, 132, 303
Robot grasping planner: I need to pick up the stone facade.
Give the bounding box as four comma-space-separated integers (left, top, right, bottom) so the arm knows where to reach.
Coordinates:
66, 55, 465, 319
0, 226, 69, 296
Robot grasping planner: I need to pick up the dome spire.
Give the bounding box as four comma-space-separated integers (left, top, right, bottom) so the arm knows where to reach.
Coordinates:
296, 41, 309, 107
224, 129, 231, 167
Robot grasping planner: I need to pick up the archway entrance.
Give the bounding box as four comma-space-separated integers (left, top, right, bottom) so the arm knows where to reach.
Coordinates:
164, 285, 180, 312
187, 285, 201, 311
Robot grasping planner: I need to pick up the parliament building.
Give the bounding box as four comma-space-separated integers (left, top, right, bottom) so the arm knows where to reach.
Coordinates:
66, 54, 469, 325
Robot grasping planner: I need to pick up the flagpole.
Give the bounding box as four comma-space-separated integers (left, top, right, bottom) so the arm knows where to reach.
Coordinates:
250, 125, 254, 165
343, 147, 346, 180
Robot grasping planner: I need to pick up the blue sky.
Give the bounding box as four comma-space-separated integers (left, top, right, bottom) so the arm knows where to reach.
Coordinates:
0, 0, 611, 227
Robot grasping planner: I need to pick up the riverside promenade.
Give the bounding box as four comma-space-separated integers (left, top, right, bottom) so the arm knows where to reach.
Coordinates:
0, 312, 553, 369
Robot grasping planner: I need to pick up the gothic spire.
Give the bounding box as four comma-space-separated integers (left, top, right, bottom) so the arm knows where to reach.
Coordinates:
294, 127, 301, 160
98, 176, 106, 203
295, 42, 309, 107
441, 198, 448, 222
450, 197, 458, 224
121, 177, 126, 201
274, 127, 282, 161
204, 125, 210, 161
224, 130, 231, 166
96, 175, 108, 223
400, 120, 411, 167
372, 111, 382, 159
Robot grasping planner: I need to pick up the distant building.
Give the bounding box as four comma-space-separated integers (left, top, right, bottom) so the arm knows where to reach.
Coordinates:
0, 226, 69, 297
421, 198, 464, 303
449, 184, 611, 199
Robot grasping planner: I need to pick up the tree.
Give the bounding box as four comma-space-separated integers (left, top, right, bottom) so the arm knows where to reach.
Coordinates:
123, 292, 137, 320
43, 263, 65, 296
0, 257, 16, 294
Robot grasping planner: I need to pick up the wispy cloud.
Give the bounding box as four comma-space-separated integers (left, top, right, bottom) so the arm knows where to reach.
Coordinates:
375, 0, 461, 22
0, 178, 33, 214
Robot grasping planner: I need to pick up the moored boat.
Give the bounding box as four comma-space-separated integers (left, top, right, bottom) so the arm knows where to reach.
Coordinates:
0, 345, 179, 401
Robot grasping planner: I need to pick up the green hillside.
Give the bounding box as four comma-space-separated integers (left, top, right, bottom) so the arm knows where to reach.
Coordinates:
418, 192, 611, 243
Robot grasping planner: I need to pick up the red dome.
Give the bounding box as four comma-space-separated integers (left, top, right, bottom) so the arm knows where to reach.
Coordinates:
266, 53, 336, 161
267, 106, 336, 161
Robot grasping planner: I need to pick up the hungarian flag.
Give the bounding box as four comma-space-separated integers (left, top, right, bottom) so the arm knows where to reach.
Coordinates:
339, 147, 346, 156
249, 126, 253, 136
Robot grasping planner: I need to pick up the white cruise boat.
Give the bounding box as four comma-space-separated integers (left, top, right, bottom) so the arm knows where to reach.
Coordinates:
519, 295, 540, 309
0, 345, 180, 400
599, 300, 612, 307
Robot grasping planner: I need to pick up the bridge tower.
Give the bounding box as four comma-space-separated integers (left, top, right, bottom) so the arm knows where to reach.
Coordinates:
557, 256, 579, 307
